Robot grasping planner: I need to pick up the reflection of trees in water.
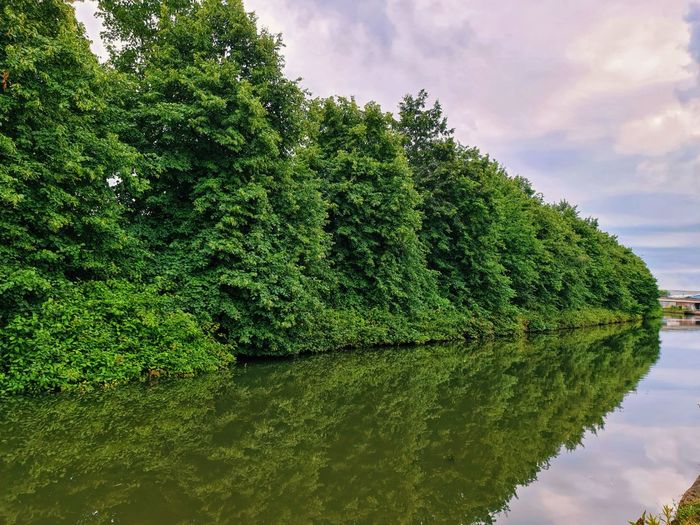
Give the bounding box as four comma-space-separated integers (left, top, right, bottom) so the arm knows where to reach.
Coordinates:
0, 324, 660, 524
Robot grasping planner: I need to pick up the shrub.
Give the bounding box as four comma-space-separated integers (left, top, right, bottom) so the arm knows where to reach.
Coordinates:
0, 280, 233, 396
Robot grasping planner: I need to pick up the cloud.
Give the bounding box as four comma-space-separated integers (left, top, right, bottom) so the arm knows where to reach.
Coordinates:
619, 231, 700, 249
635, 149, 700, 189
301, 0, 395, 49
564, 11, 691, 99
586, 192, 700, 228
634, 247, 700, 289
615, 100, 700, 156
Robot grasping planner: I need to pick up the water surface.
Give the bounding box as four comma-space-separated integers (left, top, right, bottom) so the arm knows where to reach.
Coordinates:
495, 318, 700, 524
1, 321, 698, 524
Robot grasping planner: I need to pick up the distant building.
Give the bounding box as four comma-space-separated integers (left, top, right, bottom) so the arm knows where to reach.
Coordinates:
666, 290, 700, 298
660, 296, 700, 314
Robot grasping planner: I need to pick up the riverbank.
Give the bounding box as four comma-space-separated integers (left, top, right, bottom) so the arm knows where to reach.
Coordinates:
0, 302, 656, 397
678, 476, 700, 525
663, 307, 700, 316
270, 306, 651, 357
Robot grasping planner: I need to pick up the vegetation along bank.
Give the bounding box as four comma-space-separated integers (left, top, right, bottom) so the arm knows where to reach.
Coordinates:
0, 0, 660, 395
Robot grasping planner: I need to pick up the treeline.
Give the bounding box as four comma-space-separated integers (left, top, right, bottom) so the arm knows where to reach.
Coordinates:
0, 0, 659, 394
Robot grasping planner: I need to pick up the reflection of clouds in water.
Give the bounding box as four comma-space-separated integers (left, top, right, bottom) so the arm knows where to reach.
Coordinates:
634, 425, 700, 467
497, 332, 700, 524
498, 425, 699, 524
536, 488, 585, 524
618, 391, 698, 427
621, 467, 690, 509
661, 333, 700, 352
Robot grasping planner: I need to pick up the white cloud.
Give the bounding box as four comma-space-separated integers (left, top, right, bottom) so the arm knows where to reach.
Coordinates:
635, 153, 700, 189
616, 100, 700, 156
567, 13, 691, 94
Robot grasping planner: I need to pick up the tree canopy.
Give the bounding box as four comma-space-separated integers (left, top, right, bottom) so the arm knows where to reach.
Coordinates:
0, 0, 660, 394
0, 0, 141, 325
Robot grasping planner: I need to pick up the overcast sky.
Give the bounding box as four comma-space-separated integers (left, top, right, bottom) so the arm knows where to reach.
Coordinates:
76, 0, 700, 290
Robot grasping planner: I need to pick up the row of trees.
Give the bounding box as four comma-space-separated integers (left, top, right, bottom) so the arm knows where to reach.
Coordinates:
0, 0, 659, 394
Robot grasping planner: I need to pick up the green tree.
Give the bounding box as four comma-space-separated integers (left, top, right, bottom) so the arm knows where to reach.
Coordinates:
0, 0, 140, 324
397, 91, 659, 317
306, 97, 442, 313
99, 0, 330, 354
492, 176, 544, 310
397, 91, 513, 313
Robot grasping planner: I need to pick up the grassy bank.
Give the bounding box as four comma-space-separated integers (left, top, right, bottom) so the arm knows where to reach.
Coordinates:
0, 294, 656, 396
632, 502, 700, 524
0, 281, 234, 397
266, 306, 652, 357
662, 307, 698, 316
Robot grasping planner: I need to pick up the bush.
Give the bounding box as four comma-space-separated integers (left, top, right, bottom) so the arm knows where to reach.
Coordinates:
521, 307, 643, 333
0, 280, 233, 396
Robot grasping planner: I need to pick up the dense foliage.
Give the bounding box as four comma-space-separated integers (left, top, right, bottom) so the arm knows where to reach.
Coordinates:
396, 90, 660, 319
0, 0, 141, 325
0, 280, 231, 396
0, 0, 660, 394
306, 98, 442, 313
107, 0, 329, 355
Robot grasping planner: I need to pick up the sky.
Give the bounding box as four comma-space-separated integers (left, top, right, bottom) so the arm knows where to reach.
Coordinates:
75, 0, 700, 290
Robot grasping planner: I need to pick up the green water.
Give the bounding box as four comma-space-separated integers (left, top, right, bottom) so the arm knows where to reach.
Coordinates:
1, 322, 694, 524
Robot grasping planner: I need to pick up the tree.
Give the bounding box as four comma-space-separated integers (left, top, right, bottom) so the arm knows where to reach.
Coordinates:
397, 91, 512, 313
305, 97, 442, 313
99, 0, 329, 354
0, 0, 140, 324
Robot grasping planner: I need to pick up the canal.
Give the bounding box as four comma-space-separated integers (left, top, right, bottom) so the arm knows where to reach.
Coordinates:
1, 319, 698, 524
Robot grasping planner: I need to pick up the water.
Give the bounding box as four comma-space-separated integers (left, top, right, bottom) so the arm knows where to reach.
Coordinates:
0, 320, 698, 525
495, 318, 700, 524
